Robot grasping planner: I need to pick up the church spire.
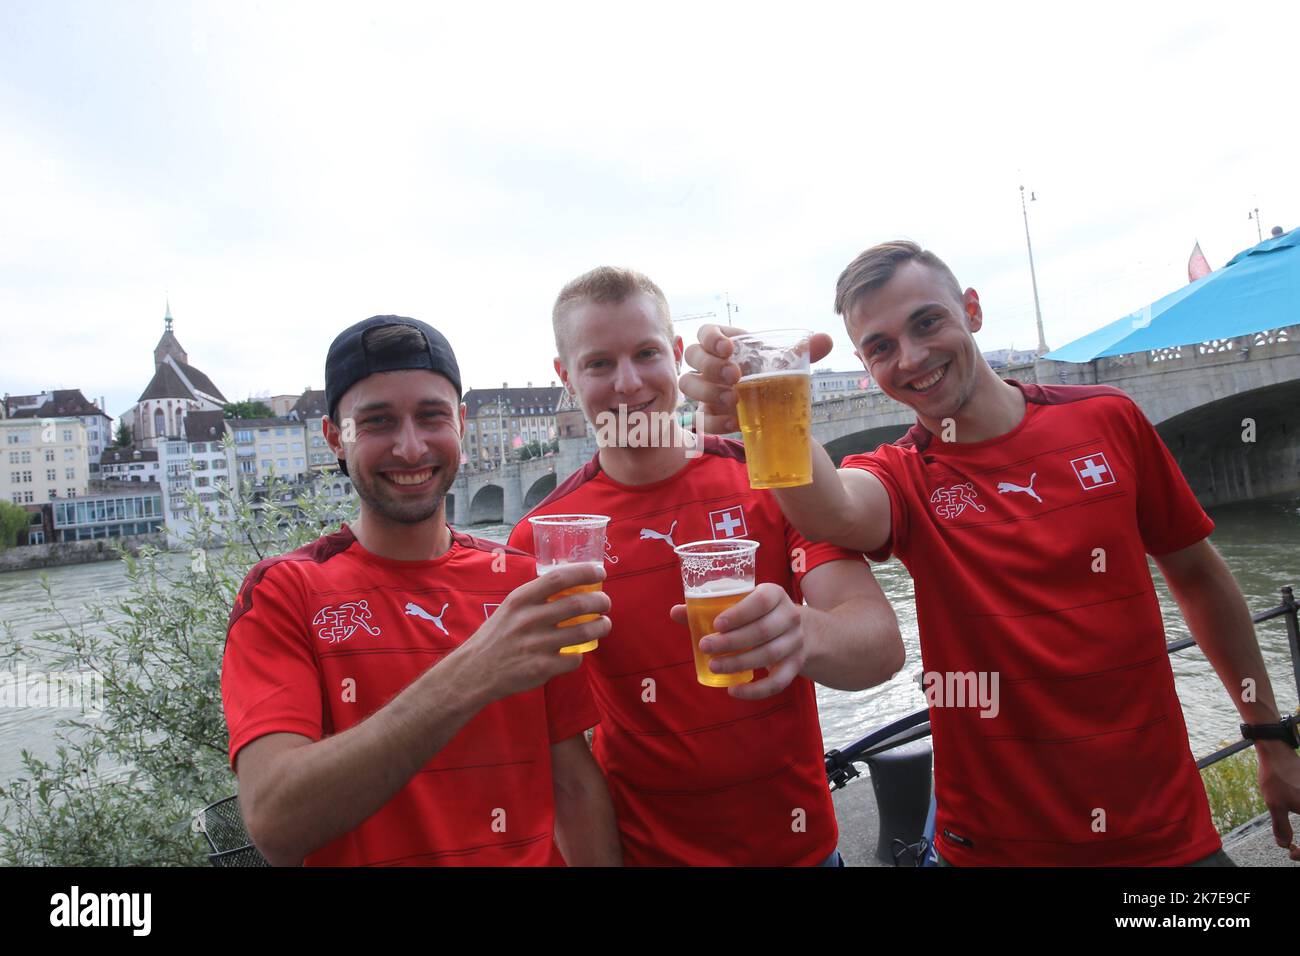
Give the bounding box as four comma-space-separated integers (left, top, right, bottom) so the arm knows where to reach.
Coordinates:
165, 297, 173, 333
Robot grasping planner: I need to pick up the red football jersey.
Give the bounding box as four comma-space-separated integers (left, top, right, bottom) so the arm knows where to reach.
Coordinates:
842, 381, 1220, 866
509, 435, 860, 866
222, 525, 599, 866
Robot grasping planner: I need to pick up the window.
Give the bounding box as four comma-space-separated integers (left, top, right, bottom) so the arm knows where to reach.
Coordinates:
10, 493, 18, 504
240, 461, 255, 474
235, 430, 253, 443
275, 443, 286, 453
275, 428, 285, 436
7, 434, 19, 445
47, 469, 56, 481
277, 459, 288, 469
63, 429, 73, 442
212, 459, 227, 470
64, 449, 75, 460
292, 442, 302, 451
261, 460, 272, 471
194, 477, 210, 488
192, 442, 207, 453
23, 491, 34, 503
64, 467, 75, 480
44, 449, 53, 462
294, 458, 304, 468
259, 445, 271, 455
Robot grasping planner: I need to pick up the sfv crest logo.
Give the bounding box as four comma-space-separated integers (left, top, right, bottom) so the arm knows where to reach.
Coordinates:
929, 483, 986, 519
709, 506, 748, 539
312, 601, 381, 644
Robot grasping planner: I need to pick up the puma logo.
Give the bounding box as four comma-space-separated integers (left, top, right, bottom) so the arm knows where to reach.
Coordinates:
997, 472, 1042, 503
405, 601, 451, 635
639, 520, 678, 549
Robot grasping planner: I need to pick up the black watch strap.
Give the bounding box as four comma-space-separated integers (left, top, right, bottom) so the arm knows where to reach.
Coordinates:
1240, 714, 1300, 748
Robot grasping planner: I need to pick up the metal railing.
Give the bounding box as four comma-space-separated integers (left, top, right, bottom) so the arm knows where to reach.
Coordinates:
826, 585, 1300, 788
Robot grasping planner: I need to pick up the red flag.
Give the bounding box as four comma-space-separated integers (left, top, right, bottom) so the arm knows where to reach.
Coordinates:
1188, 242, 1212, 282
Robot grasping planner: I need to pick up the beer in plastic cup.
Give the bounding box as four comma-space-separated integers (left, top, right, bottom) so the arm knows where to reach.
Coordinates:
673, 539, 760, 687
729, 329, 813, 489
528, 514, 611, 654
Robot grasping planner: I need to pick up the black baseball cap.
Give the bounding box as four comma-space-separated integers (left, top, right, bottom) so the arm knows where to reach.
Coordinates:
325, 315, 463, 476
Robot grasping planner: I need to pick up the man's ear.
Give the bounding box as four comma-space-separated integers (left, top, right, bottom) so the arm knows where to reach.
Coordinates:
554, 356, 573, 394
458, 402, 467, 437
672, 335, 685, 367
323, 414, 346, 467
963, 288, 983, 333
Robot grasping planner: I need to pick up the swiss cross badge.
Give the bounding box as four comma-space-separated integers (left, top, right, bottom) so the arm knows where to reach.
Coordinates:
708, 505, 748, 539
1070, 453, 1116, 490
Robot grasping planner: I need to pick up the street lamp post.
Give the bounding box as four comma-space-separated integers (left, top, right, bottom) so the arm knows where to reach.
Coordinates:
1020, 185, 1049, 355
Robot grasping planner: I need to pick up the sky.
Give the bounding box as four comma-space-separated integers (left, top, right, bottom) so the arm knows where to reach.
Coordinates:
2, 0, 1296, 421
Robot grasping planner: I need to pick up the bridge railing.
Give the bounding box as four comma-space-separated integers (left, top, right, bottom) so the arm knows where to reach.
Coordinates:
826, 585, 1300, 788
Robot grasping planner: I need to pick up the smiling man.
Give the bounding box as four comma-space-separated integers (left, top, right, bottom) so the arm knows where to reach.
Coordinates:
681, 242, 1300, 866
221, 315, 622, 866
509, 268, 904, 866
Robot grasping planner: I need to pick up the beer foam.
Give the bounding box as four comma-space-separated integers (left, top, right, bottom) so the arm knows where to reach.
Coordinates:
736, 369, 811, 383
536, 560, 602, 574
684, 580, 754, 599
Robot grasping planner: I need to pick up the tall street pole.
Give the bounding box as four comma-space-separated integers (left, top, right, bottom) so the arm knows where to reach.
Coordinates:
1020, 185, 1049, 355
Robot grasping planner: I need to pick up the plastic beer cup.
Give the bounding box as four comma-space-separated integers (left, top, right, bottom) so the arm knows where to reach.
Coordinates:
528, 514, 610, 654
673, 539, 760, 687
728, 329, 813, 489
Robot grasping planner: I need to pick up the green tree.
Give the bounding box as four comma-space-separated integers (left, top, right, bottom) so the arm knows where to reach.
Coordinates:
0, 468, 358, 864
222, 399, 275, 420
0, 500, 29, 549
114, 422, 133, 448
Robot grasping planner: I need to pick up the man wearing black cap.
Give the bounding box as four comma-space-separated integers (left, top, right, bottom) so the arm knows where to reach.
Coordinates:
221, 316, 622, 866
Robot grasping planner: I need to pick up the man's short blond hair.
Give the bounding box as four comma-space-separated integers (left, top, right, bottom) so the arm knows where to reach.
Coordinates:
552, 266, 673, 359
834, 241, 964, 319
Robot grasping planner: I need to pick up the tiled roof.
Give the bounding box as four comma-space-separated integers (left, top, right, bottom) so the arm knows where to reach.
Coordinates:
100, 447, 160, 464
7, 389, 111, 420
463, 386, 563, 418
291, 388, 327, 419
138, 363, 196, 401
185, 410, 229, 443
178, 361, 227, 402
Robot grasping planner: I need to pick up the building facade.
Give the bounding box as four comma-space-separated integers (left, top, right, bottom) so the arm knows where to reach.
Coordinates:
2, 417, 89, 505
51, 487, 165, 542
121, 303, 228, 450
229, 417, 310, 486
99, 447, 162, 484
462, 383, 563, 467
4, 390, 113, 476
287, 388, 334, 474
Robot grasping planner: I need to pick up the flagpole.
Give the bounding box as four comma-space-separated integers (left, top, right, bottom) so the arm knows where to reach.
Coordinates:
1020, 185, 1049, 355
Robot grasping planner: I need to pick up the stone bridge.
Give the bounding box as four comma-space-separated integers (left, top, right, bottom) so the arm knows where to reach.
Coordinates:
809, 324, 1300, 507
453, 324, 1300, 523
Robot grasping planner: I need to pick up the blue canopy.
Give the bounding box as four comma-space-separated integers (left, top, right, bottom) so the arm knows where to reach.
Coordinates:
1043, 228, 1300, 363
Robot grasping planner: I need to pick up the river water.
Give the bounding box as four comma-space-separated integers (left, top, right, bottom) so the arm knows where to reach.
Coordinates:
3, 499, 1298, 788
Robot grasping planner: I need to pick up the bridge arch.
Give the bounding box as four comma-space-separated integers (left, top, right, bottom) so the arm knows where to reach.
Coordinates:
524, 474, 556, 511
823, 424, 912, 466
1155, 378, 1300, 507
469, 484, 504, 524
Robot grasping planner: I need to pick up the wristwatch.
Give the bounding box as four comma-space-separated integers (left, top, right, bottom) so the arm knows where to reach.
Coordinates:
1240, 714, 1300, 749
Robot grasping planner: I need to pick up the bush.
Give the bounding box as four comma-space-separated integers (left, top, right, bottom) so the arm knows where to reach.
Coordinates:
1200, 745, 1267, 835
0, 469, 356, 865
